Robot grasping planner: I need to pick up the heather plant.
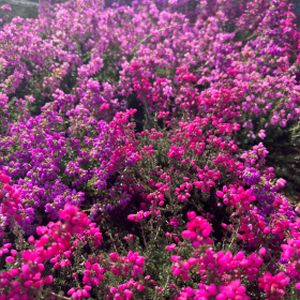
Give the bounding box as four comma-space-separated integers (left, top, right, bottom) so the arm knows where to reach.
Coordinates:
0, 0, 299, 299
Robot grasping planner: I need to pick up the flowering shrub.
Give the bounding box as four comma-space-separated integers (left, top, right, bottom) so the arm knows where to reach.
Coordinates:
0, 0, 299, 299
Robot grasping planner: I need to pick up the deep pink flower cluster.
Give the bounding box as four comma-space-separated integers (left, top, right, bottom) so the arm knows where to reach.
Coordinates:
0, 190, 102, 298
0, 0, 299, 299
259, 272, 291, 300
0, 171, 24, 236
181, 211, 213, 247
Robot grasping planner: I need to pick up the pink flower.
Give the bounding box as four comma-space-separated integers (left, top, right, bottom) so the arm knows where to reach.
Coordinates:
259, 272, 290, 298
181, 213, 212, 247
5, 256, 15, 264
165, 244, 176, 252
0, 5, 11, 12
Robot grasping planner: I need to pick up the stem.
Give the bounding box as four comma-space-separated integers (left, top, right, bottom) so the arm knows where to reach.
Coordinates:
108, 232, 118, 253
141, 225, 148, 247
228, 219, 240, 250
49, 292, 70, 300
162, 274, 170, 297
141, 98, 153, 129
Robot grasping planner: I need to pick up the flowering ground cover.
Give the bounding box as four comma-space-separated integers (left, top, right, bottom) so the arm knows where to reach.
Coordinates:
0, 0, 299, 299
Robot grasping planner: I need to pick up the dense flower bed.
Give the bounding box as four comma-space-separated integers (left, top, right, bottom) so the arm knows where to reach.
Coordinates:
0, 0, 299, 299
